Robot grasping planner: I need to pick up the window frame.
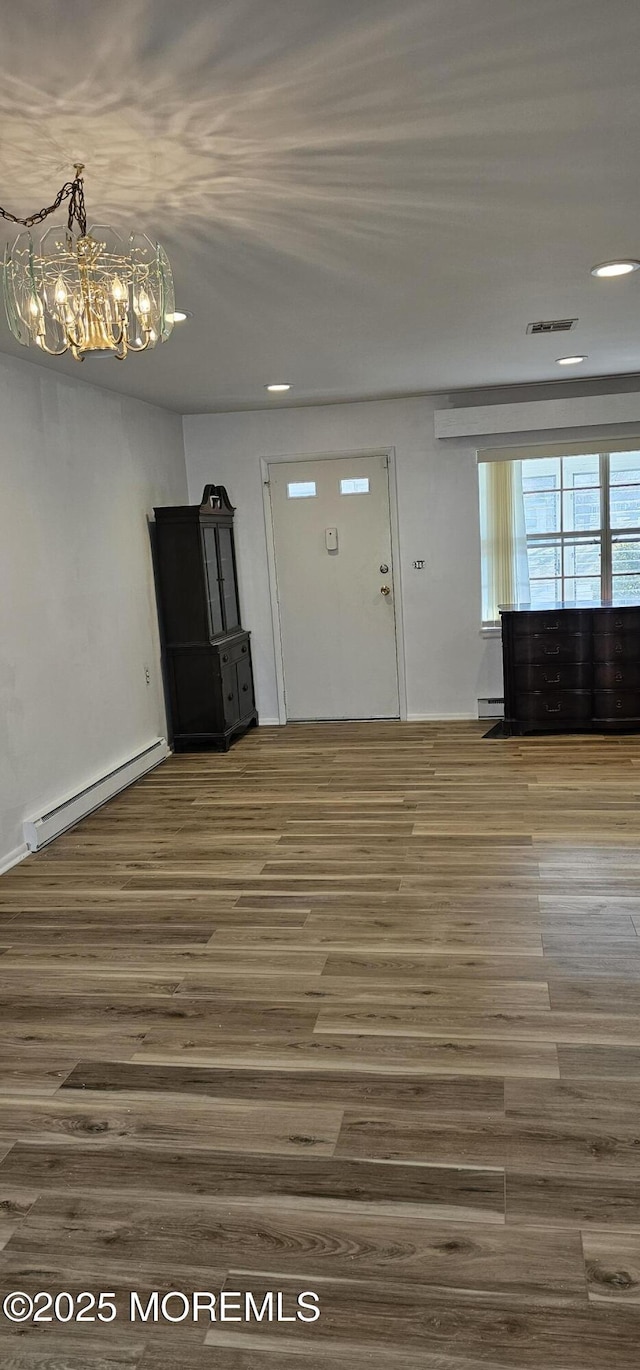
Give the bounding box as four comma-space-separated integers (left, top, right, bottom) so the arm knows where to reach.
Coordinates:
480, 449, 640, 624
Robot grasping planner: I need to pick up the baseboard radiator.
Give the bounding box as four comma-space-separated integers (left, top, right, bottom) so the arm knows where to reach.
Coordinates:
23, 738, 170, 852
478, 697, 504, 720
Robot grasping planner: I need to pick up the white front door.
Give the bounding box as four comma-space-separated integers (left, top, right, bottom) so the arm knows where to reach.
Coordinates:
269, 454, 400, 720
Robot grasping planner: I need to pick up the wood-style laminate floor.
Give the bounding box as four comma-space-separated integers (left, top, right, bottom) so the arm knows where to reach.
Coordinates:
1, 720, 640, 1368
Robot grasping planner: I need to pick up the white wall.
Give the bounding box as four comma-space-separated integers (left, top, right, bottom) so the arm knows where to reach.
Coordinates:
0, 353, 187, 869
183, 389, 640, 724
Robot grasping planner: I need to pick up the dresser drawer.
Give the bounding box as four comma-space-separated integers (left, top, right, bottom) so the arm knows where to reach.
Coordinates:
593, 608, 640, 634
512, 610, 592, 636
593, 690, 640, 722
514, 691, 592, 723
515, 663, 592, 692
594, 661, 640, 689
514, 633, 591, 665
593, 633, 640, 663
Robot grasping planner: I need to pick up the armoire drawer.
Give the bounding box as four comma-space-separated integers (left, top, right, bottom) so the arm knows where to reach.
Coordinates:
219, 636, 250, 666
236, 655, 255, 718
515, 663, 592, 692
592, 608, 640, 635
593, 633, 640, 663
513, 609, 592, 636
594, 661, 640, 690
513, 633, 591, 665
514, 691, 592, 723
593, 690, 640, 722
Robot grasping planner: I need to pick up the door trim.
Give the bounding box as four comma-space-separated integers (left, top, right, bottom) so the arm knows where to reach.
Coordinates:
261, 447, 407, 724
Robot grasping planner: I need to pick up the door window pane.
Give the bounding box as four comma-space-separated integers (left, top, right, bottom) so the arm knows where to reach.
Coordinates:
287, 481, 316, 499
340, 477, 370, 495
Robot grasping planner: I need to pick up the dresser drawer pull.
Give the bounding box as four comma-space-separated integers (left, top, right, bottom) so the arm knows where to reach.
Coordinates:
242, 683, 249, 692
222, 654, 229, 663
543, 673, 561, 684
227, 691, 234, 701
617, 699, 623, 709
242, 645, 247, 653
543, 645, 561, 656
614, 618, 624, 628
615, 671, 623, 682
545, 702, 562, 713
543, 621, 560, 631
615, 644, 623, 654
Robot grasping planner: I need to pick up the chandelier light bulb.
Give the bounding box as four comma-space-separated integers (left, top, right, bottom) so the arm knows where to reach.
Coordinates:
54, 275, 68, 305
111, 274, 126, 302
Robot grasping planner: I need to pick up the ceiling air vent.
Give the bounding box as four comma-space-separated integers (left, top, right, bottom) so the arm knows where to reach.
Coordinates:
526, 318, 578, 335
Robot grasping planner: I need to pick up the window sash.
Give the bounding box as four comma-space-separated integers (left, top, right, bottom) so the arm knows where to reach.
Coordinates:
481, 450, 640, 621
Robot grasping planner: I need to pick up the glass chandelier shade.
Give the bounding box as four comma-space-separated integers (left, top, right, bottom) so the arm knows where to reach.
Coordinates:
3, 224, 175, 361
0, 169, 175, 362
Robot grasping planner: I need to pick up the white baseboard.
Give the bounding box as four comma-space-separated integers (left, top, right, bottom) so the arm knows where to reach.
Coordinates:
23, 738, 170, 852
0, 842, 29, 876
258, 717, 282, 727
407, 712, 477, 721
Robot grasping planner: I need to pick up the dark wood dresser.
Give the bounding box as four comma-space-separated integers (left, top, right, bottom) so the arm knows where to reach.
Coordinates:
500, 603, 640, 734
154, 484, 258, 751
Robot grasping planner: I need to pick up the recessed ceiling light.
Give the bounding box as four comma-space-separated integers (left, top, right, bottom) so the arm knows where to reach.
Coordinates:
556, 355, 587, 365
591, 260, 640, 278
168, 310, 192, 322
266, 383, 291, 392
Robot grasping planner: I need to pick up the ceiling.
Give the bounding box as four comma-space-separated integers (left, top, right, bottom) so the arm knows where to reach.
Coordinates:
0, 0, 639, 413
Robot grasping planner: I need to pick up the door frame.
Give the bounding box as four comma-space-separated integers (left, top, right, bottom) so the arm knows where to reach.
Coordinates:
261, 446, 408, 724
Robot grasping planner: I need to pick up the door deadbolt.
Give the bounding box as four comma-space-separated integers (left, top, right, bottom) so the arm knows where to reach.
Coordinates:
380, 584, 391, 596
379, 563, 389, 574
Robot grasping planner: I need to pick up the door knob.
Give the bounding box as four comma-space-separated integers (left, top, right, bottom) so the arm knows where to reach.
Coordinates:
380, 584, 391, 596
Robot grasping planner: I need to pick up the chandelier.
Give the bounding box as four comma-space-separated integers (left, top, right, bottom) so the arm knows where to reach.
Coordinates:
1, 165, 175, 361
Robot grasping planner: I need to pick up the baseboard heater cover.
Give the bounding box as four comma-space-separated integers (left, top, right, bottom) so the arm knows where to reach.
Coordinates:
478, 697, 504, 719
23, 738, 170, 851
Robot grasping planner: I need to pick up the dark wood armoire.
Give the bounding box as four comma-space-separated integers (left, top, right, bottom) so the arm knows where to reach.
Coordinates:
153, 484, 258, 751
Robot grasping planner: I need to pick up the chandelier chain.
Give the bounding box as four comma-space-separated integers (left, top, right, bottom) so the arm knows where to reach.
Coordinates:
0, 171, 87, 236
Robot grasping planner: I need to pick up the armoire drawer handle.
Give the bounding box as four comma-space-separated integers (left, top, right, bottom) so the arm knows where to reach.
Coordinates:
543, 645, 561, 656
242, 683, 249, 692
615, 644, 623, 654
222, 654, 229, 663
227, 692, 234, 701
616, 699, 623, 709
543, 621, 560, 631
615, 672, 623, 682
242, 645, 247, 653
543, 673, 560, 684
614, 618, 624, 628
545, 702, 562, 713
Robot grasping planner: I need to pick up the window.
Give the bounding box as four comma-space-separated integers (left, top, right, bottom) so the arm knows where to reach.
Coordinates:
340, 477, 370, 495
479, 448, 640, 623
287, 480, 316, 499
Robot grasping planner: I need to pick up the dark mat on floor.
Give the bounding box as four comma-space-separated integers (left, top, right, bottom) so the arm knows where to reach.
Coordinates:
483, 721, 506, 739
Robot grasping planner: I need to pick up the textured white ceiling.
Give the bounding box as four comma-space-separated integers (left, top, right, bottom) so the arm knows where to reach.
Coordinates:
0, 0, 639, 411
